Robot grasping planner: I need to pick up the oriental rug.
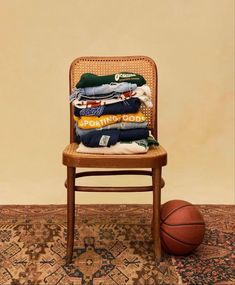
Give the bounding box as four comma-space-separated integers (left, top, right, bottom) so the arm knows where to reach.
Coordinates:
0, 205, 234, 285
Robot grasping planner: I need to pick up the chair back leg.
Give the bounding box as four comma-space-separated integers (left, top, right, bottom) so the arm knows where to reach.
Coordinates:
66, 167, 75, 263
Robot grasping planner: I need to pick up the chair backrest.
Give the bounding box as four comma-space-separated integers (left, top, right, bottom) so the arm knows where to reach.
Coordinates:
69, 56, 158, 143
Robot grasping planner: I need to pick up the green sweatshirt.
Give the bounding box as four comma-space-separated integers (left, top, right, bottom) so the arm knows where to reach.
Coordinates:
76, 72, 146, 88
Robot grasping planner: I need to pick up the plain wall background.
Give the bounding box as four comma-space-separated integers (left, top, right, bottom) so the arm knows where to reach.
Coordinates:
0, 0, 234, 205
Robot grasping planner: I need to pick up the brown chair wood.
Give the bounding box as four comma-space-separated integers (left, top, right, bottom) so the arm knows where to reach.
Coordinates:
62, 56, 167, 263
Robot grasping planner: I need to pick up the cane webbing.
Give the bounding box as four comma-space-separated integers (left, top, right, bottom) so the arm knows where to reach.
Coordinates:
69, 56, 158, 137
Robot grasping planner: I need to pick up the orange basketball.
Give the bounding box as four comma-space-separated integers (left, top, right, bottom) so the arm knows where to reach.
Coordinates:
160, 200, 205, 255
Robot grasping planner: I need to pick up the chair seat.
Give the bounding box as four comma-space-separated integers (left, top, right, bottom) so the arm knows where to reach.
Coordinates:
63, 143, 167, 168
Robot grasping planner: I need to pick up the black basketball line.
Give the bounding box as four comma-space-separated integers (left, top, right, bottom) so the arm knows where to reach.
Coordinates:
161, 235, 171, 253
160, 227, 201, 246
162, 222, 205, 227
160, 204, 193, 223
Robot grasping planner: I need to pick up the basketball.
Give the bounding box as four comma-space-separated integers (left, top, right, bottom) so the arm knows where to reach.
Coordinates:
160, 200, 205, 255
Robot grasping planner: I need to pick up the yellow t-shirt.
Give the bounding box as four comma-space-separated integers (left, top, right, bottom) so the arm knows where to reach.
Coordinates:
74, 111, 146, 129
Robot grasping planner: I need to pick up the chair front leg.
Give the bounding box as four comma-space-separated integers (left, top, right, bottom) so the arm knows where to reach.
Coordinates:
152, 167, 162, 261
66, 167, 75, 263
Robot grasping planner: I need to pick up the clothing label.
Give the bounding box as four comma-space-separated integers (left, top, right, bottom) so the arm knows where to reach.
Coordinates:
99, 135, 110, 146
115, 73, 136, 81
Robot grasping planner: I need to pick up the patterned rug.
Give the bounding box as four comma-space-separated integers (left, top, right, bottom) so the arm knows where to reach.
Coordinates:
0, 204, 234, 285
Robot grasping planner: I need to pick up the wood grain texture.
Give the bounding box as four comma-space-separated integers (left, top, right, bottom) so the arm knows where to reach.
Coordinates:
64, 170, 165, 191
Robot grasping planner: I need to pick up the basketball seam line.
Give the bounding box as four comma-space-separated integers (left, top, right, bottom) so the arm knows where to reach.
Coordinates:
161, 235, 171, 253
160, 227, 201, 246
161, 204, 194, 223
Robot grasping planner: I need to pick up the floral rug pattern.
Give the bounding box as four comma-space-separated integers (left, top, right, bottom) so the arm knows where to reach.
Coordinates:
0, 204, 234, 285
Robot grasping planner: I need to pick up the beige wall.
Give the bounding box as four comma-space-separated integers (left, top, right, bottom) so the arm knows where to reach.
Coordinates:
0, 0, 234, 205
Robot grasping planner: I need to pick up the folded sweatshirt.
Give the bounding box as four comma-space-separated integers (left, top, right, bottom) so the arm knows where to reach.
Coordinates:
75, 121, 148, 137
74, 111, 146, 129
72, 90, 133, 108
76, 136, 159, 154
76, 140, 149, 154
70, 83, 138, 102
74, 98, 141, 117
72, 85, 153, 109
76, 72, 146, 88
76, 128, 149, 147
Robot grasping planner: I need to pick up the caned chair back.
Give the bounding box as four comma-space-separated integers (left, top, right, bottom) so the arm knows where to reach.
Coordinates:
69, 56, 158, 142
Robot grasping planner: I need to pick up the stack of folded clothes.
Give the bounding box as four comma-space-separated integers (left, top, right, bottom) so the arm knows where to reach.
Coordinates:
70, 72, 158, 154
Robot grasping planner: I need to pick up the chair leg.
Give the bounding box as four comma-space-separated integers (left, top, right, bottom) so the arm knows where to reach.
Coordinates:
66, 167, 75, 263
152, 167, 162, 261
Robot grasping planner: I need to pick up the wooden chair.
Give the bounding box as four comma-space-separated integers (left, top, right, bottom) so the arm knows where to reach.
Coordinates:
62, 56, 167, 263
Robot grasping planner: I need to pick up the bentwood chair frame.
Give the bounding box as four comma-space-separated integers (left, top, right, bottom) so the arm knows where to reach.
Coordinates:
63, 56, 167, 263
